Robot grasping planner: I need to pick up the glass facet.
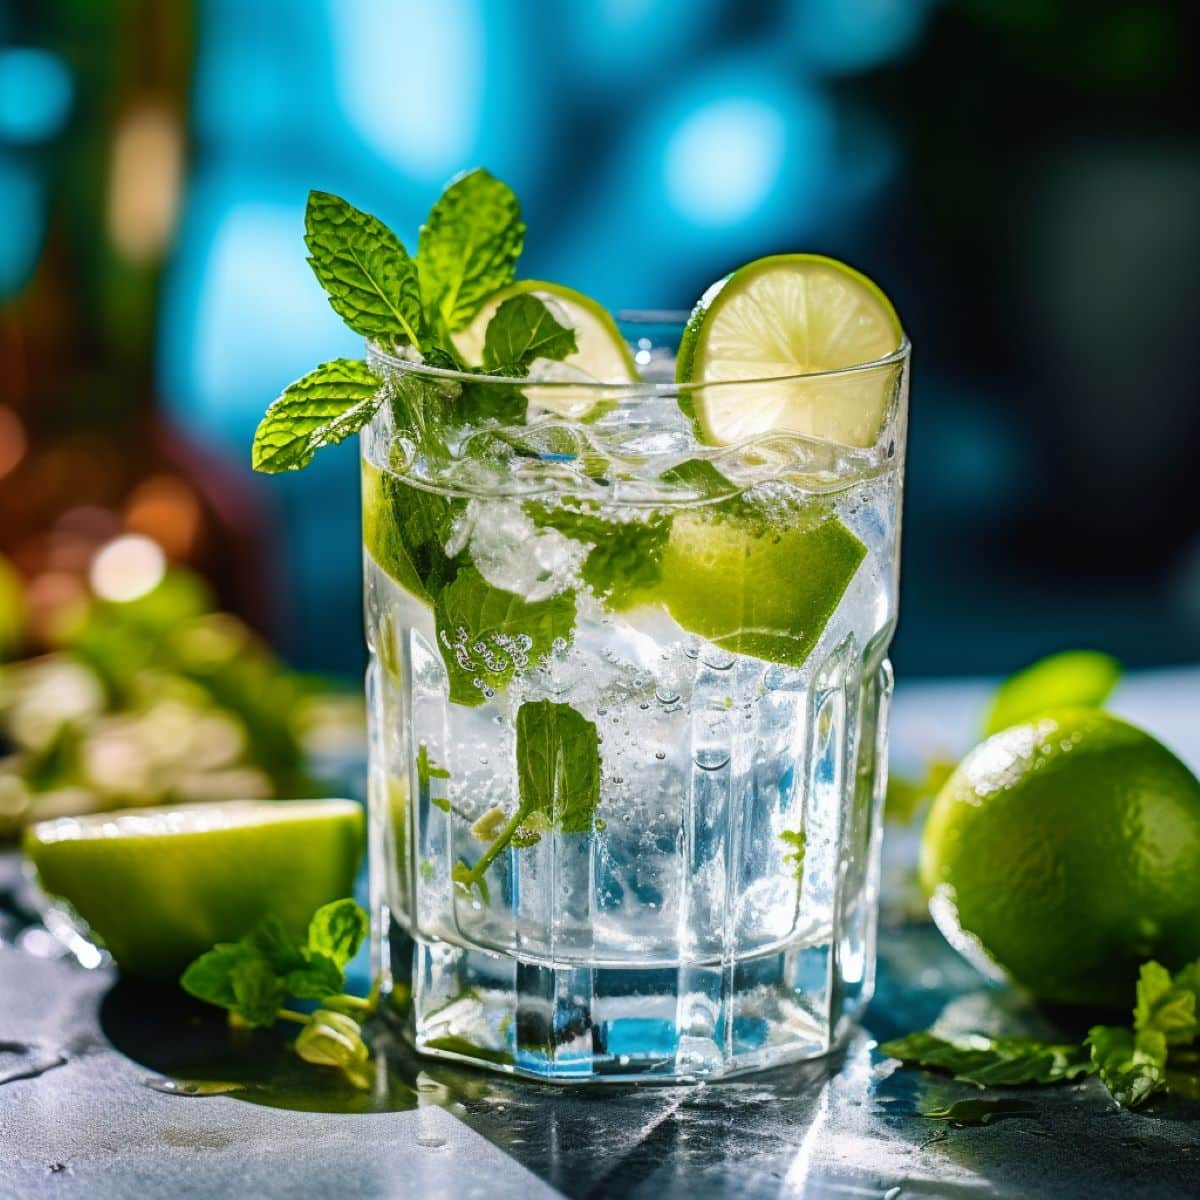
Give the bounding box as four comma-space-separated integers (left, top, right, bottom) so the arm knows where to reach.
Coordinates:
364, 325, 909, 1081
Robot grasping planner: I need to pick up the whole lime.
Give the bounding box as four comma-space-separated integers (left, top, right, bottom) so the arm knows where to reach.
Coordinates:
920, 709, 1200, 1008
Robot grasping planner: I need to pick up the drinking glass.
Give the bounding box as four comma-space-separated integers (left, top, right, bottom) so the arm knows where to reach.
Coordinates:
364, 321, 910, 1081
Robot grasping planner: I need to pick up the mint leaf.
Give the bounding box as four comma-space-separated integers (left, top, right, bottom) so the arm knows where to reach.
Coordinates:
305, 191, 422, 347
247, 915, 306, 975
515, 700, 601, 836
1172, 958, 1200, 996
252, 359, 382, 473
418, 168, 524, 331
285, 950, 344, 1001
307, 899, 368, 968
180, 942, 256, 1010
983, 650, 1121, 737
658, 458, 738, 499
1134, 960, 1198, 1045
526, 503, 669, 609
457, 379, 529, 428
482, 294, 577, 374
434, 565, 575, 707
230, 958, 287, 1028
879, 1031, 1092, 1087
1088, 1025, 1168, 1108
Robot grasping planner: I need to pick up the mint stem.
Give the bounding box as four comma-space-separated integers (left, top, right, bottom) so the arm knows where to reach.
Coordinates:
459, 801, 534, 890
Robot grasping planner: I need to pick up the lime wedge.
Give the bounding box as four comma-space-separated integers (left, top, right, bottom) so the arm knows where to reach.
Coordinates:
677, 254, 903, 448
24, 799, 364, 977
453, 280, 637, 416
655, 503, 866, 668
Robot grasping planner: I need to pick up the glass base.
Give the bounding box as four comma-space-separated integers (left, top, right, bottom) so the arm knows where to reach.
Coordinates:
380, 918, 868, 1083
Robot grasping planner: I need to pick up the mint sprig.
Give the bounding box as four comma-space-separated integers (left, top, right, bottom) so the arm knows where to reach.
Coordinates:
252, 358, 382, 472
454, 699, 600, 897
879, 1031, 1092, 1088
1086, 1026, 1167, 1109
254, 170, 578, 478
883, 954, 1200, 1110
305, 191, 423, 348
418, 167, 525, 332
180, 898, 374, 1088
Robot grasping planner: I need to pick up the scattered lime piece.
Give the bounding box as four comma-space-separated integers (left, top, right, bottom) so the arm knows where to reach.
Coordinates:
652, 502, 866, 668
982, 650, 1121, 736
24, 799, 364, 978
677, 253, 903, 448
921, 709, 1200, 1008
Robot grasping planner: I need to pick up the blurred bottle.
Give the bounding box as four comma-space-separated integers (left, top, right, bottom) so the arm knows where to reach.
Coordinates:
0, 0, 270, 654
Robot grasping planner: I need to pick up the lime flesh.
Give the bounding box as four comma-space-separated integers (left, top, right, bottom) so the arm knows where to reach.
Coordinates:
653, 504, 866, 669
24, 799, 364, 978
677, 254, 903, 448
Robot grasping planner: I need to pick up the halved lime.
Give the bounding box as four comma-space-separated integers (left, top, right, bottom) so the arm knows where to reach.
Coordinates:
24, 799, 364, 977
677, 254, 903, 448
453, 280, 637, 416
654, 503, 866, 668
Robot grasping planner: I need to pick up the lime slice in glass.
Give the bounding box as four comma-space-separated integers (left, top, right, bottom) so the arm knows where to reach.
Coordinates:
454, 280, 637, 416
677, 254, 903, 448
654, 502, 866, 668
24, 799, 364, 977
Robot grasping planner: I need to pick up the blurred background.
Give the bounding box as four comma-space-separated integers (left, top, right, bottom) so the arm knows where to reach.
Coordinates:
2, 0, 1200, 826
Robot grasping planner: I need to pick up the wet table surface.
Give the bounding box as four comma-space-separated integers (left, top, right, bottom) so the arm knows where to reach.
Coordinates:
4, 671, 1200, 1200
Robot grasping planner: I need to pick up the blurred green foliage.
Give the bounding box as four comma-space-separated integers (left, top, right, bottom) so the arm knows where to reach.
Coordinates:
0, 568, 361, 838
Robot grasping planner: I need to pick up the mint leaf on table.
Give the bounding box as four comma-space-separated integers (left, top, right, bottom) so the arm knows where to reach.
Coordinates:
305, 191, 423, 348
285, 951, 344, 1001
180, 942, 256, 1010
307, 898, 368, 968
481, 293, 577, 374
230, 958, 288, 1028
180, 899, 375, 1087
246, 914, 306, 975
417, 167, 524, 332
1087, 1026, 1168, 1109
252, 358, 382, 473
434, 565, 576, 707
879, 1031, 1093, 1087
1134, 961, 1198, 1045
982, 650, 1121, 737
454, 700, 601, 896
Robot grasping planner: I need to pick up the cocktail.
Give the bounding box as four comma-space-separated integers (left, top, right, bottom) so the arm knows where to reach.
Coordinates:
252, 171, 908, 1082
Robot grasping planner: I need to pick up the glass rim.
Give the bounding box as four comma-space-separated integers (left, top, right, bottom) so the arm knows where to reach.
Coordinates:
366, 321, 911, 394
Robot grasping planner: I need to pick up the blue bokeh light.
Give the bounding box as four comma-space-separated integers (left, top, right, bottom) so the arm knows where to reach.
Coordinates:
0, 47, 73, 143
787, 0, 938, 75
664, 98, 788, 228
0, 154, 42, 298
